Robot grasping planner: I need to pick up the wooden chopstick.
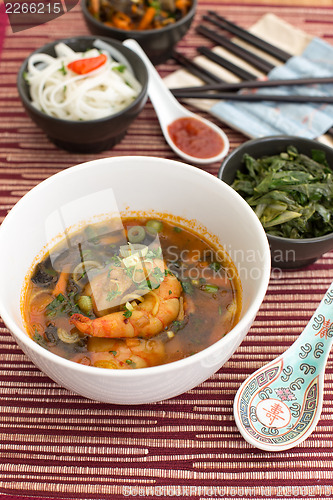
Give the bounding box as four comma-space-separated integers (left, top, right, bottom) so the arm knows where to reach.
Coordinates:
170, 76, 333, 93
172, 50, 225, 84
171, 91, 333, 104
205, 12, 291, 63
196, 25, 276, 74
197, 46, 256, 81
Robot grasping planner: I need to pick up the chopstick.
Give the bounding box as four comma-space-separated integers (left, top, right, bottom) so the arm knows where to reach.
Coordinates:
176, 13, 333, 137
197, 46, 256, 81
171, 91, 333, 104
170, 76, 333, 93
196, 25, 276, 74
205, 12, 291, 63
172, 50, 225, 84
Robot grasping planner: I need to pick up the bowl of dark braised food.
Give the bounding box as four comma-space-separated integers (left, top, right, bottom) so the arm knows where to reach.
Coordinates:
81, 0, 197, 64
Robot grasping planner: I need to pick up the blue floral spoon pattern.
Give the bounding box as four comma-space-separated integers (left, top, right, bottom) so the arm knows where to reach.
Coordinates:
234, 280, 333, 451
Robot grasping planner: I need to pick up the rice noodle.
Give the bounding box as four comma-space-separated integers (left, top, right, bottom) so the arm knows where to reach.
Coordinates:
122, 293, 145, 303
176, 296, 184, 321
148, 291, 160, 316
25, 41, 142, 121
72, 260, 103, 284
93, 39, 135, 75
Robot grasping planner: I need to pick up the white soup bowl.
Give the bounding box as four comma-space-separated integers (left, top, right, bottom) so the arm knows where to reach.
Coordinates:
0, 156, 270, 404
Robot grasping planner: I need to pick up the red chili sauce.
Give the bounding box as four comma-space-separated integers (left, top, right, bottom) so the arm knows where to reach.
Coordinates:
167, 117, 224, 159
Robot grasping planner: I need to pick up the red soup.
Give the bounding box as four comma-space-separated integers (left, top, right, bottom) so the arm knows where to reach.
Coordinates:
168, 117, 225, 159
23, 217, 242, 370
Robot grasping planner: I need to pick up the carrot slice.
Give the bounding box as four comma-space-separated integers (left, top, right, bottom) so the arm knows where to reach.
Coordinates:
111, 11, 132, 30
67, 54, 107, 75
89, 0, 100, 15
138, 6, 156, 30
52, 270, 69, 297
175, 0, 191, 13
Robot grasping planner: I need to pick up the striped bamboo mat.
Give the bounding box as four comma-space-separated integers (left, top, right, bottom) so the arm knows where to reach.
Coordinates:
0, 2, 333, 499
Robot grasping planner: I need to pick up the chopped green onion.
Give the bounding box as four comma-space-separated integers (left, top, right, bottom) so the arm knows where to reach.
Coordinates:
201, 284, 219, 294
127, 225, 146, 243
77, 295, 93, 315
146, 219, 163, 235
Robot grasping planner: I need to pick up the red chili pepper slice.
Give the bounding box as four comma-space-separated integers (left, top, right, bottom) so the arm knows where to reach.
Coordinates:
67, 54, 107, 75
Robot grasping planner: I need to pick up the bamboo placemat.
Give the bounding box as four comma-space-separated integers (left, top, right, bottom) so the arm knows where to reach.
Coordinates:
0, 2, 333, 499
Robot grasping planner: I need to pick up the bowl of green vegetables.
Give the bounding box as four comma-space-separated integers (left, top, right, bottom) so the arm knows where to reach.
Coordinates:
218, 135, 333, 269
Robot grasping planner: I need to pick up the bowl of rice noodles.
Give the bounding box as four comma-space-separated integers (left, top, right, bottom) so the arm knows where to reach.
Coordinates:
17, 36, 148, 153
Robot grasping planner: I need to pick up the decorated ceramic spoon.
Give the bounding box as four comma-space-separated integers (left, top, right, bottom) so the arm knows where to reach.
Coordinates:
234, 280, 333, 451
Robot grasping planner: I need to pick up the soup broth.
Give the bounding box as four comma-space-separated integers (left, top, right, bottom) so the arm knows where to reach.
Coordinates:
23, 216, 242, 369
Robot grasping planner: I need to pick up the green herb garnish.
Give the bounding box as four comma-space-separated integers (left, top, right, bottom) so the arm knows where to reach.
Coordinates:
106, 285, 121, 302
181, 280, 194, 295
151, 266, 165, 284
59, 63, 67, 75
46, 293, 81, 318
209, 262, 222, 272
108, 255, 122, 268
33, 331, 48, 348
113, 64, 126, 73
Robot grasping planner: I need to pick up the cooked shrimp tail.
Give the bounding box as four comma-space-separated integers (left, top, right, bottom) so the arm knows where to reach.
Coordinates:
74, 337, 166, 369
70, 273, 182, 339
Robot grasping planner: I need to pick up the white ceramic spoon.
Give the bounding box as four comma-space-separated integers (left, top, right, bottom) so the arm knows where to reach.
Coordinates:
234, 280, 333, 452
123, 38, 229, 165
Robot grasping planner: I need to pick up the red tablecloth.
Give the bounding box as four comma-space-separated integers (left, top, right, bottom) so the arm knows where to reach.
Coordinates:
0, 2, 333, 499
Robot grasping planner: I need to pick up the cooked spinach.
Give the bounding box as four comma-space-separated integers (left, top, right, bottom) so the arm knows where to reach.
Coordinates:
231, 145, 333, 238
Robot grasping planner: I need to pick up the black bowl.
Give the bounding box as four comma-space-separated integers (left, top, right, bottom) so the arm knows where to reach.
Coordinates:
81, 0, 197, 65
218, 135, 333, 269
17, 36, 148, 153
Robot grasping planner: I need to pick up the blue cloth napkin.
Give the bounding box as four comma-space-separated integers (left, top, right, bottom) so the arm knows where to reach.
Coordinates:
210, 37, 333, 139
